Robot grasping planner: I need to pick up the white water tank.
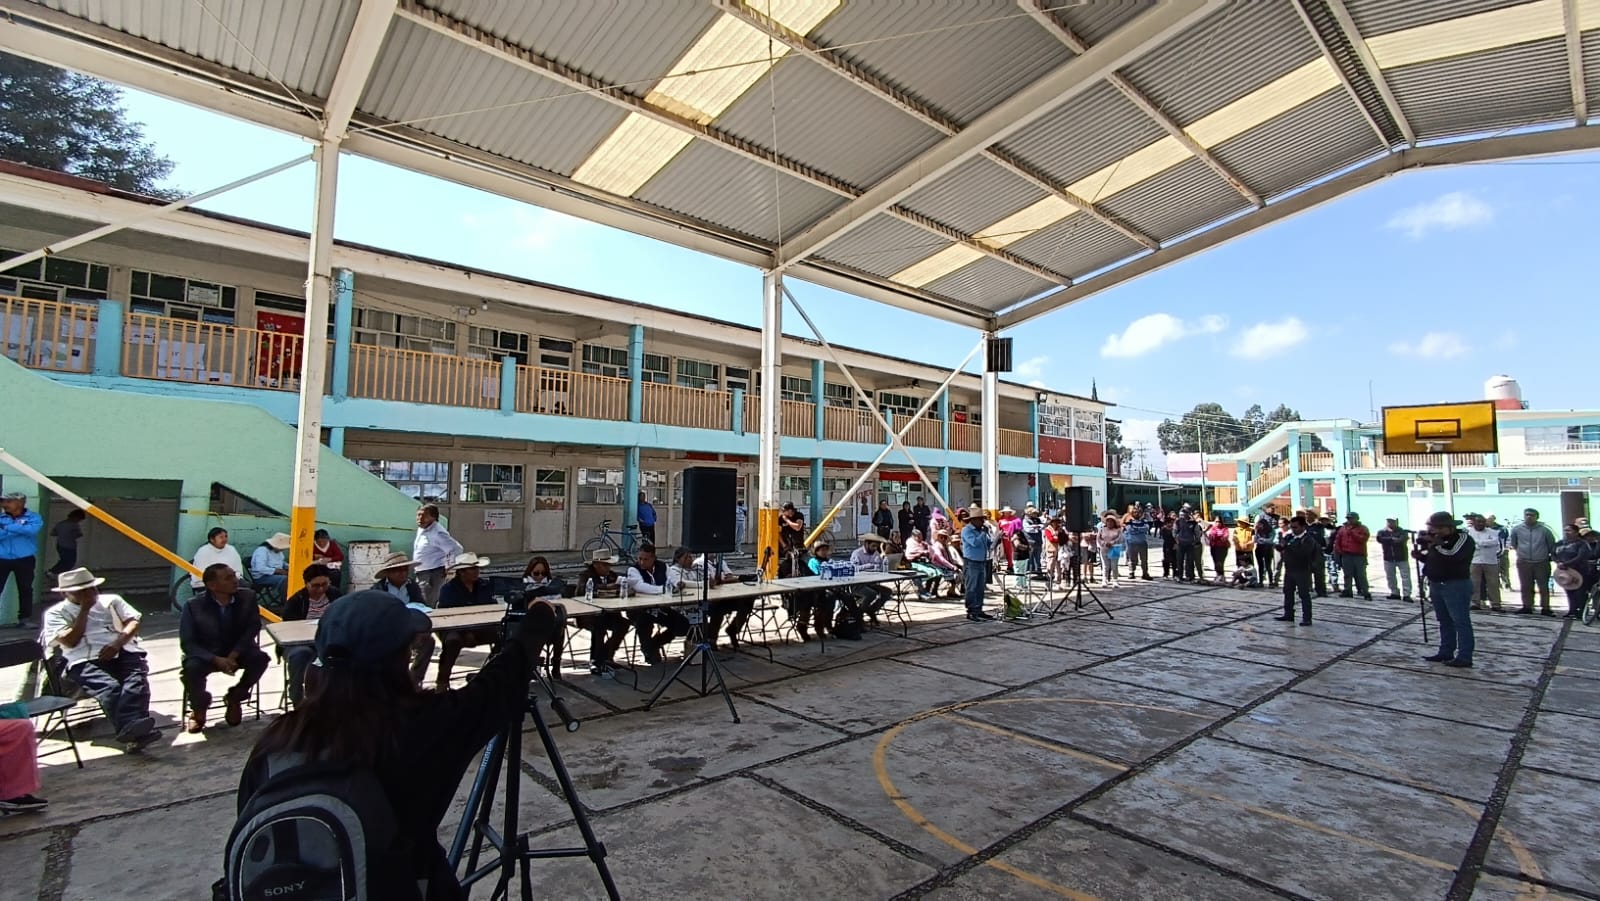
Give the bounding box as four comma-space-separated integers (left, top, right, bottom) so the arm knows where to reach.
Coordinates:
1484, 375, 1523, 411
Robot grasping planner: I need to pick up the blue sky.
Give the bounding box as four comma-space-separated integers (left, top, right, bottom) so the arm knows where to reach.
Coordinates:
113, 88, 1598, 467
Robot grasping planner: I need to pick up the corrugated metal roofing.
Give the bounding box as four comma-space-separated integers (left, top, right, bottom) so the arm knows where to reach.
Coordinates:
633, 139, 841, 244
1387, 37, 1575, 139
1005, 216, 1147, 282
1100, 156, 1252, 245
1345, 0, 1531, 37
898, 157, 1045, 238
815, 215, 955, 280
921, 255, 1056, 312
1054, 0, 1158, 45
993, 80, 1168, 202
1211, 89, 1382, 199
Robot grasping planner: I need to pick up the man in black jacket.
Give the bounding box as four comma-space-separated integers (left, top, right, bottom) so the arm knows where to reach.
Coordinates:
1415, 511, 1476, 667
180, 563, 270, 732
1275, 516, 1319, 625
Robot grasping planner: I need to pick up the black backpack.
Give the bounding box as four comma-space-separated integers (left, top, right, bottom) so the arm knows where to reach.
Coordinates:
218, 755, 414, 901
833, 603, 865, 640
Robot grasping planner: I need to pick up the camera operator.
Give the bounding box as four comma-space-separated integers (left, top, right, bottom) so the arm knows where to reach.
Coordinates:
230, 589, 563, 900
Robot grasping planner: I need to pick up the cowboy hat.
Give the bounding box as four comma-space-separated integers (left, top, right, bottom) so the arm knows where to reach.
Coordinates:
52, 567, 106, 593
965, 504, 987, 519
265, 532, 292, 550
859, 533, 889, 544
375, 552, 418, 573
1000, 506, 1016, 515
1554, 566, 1584, 592
447, 552, 491, 572
589, 548, 619, 564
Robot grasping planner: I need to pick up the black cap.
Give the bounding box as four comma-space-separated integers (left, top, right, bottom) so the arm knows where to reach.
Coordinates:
1427, 511, 1461, 528
314, 590, 432, 670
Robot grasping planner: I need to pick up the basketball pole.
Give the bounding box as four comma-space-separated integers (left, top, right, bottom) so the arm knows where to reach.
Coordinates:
1428, 442, 1456, 515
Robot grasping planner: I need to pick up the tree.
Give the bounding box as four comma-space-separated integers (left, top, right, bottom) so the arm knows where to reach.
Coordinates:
0, 52, 178, 197
1156, 401, 1323, 454
1104, 420, 1124, 458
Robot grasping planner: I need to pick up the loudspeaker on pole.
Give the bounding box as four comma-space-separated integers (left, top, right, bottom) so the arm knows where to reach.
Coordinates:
1063, 486, 1095, 533
681, 466, 738, 554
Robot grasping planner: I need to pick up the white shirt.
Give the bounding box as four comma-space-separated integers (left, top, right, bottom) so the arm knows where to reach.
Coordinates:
625, 563, 669, 596
43, 593, 144, 667
414, 521, 463, 571
691, 555, 731, 581
850, 547, 885, 572
1467, 527, 1502, 565
668, 562, 702, 594
191, 542, 244, 588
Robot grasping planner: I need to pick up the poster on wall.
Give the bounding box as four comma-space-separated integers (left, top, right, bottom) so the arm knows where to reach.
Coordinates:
482, 508, 513, 531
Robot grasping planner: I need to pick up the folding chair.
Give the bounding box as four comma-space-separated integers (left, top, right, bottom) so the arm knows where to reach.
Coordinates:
0, 639, 85, 769
179, 632, 267, 727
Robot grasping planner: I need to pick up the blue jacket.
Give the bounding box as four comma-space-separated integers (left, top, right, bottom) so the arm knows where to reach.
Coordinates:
0, 508, 43, 560
1124, 518, 1151, 546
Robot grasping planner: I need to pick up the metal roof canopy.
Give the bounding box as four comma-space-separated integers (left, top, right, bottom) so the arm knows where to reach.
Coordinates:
2, 0, 1599, 333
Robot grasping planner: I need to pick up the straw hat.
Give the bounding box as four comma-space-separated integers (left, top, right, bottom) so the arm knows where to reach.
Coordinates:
264, 532, 292, 550
375, 552, 417, 574
589, 548, 619, 564
1554, 567, 1583, 592
52, 567, 106, 593
859, 533, 889, 544
966, 504, 987, 519
447, 551, 491, 572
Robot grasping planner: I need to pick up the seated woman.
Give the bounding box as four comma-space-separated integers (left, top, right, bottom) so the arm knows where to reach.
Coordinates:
903, 528, 947, 599
522, 555, 568, 599
190, 527, 243, 590
0, 717, 47, 813
433, 552, 497, 691
927, 529, 963, 598
311, 528, 344, 567
280, 563, 337, 706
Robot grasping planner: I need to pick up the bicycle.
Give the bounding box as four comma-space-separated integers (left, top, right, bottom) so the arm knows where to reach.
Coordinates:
580, 519, 641, 564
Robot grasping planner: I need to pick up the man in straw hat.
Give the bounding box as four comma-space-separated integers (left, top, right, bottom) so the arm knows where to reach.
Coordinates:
958, 505, 996, 622
179, 564, 270, 732
370, 552, 435, 684
247, 531, 293, 599
40, 567, 160, 748
434, 552, 497, 691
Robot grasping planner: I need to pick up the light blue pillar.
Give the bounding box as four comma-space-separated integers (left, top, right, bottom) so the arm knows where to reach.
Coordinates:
809, 458, 824, 527
330, 268, 353, 399
498, 356, 516, 414
328, 426, 346, 455
1029, 401, 1040, 459
938, 466, 950, 505
1286, 429, 1301, 508
92, 298, 124, 377
938, 392, 950, 449
623, 446, 641, 530
1328, 429, 1350, 514
811, 359, 825, 439
731, 387, 745, 435
1235, 461, 1248, 508
627, 323, 644, 423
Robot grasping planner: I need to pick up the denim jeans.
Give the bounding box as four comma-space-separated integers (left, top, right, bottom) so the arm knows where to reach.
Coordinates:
1126, 543, 1149, 577
1382, 559, 1413, 598
963, 558, 987, 615
69, 651, 152, 734
1431, 578, 1474, 664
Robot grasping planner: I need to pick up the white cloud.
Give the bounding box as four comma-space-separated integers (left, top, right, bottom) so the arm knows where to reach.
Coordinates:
1230, 317, 1309, 361
1385, 191, 1494, 239
1014, 355, 1049, 380
1388, 331, 1470, 360
1100, 313, 1227, 359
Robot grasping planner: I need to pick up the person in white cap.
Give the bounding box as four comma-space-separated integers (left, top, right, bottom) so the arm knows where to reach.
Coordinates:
0, 490, 43, 628
248, 532, 293, 599
40, 567, 159, 748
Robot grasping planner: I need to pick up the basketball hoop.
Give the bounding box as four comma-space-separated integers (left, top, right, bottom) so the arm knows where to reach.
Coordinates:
1381, 401, 1499, 518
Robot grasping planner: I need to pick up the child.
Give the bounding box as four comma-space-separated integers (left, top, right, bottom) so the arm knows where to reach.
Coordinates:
1231, 561, 1260, 589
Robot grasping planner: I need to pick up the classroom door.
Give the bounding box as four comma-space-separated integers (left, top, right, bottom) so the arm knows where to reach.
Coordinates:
528, 468, 569, 550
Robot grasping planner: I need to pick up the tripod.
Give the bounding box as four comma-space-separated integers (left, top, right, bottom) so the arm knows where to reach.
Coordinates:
449, 667, 622, 901
1050, 534, 1112, 620
644, 553, 741, 723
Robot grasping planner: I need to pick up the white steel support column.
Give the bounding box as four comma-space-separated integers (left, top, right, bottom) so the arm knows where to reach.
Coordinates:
982, 338, 1000, 512
287, 141, 340, 588
757, 270, 783, 575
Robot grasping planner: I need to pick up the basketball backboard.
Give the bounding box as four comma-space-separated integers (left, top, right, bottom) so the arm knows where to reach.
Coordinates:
1381, 401, 1499, 455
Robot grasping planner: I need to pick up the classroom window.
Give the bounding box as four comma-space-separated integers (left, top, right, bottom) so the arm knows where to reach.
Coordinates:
351, 307, 456, 353
642, 353, 670, 384
724, 366, 751, 392
779, 375, 812, 402
823, 382, 869, 408
877, 391, 922, 417
468, 325, 530, 364
675, 358, 719, 389
581, 344, 628, 377
130, 269, 236, 324
0, 250, 110, 305
459, 462, 524, 503
355, 459, 451, 504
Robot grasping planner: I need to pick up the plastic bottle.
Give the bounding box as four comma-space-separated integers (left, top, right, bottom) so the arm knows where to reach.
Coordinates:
584, 578, 595, 601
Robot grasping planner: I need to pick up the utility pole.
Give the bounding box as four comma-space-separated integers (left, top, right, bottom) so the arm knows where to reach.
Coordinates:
1197, 423, 1209, 518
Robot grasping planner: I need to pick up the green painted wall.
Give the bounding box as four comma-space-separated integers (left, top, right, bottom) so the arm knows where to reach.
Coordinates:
0, 356, 418, 618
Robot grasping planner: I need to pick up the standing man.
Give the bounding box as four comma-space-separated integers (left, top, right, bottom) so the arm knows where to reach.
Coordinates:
1124, 507, 1152, 581
871, 501, 894, 540
0, 491, 43, 629
913, 496, 932, 538
1416, 511, 1476, 668
40, 567, 159, 748
1376, 517, 1413, 601
1276, 515, 1318, 626
178, 564, 270, 732
734, 499, 748, 550
1306, 512, 1332, 597
1334, 512, 1373, 600
1021, 505, 1045, 575
1488, 514, 1512, 590
636, 492, 658, 546
49, 509, 87, 577
1254, 505, 1280, 588
413, 504, 463, 606
1464, 513, 1503, 611
1509, 508, 1557, 616
959, 506, 996, 622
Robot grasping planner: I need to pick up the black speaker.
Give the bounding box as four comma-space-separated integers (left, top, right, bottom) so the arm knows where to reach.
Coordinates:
681, 466, 738, 554
1063, 486, 1095, 533
985, 336, 1013, 373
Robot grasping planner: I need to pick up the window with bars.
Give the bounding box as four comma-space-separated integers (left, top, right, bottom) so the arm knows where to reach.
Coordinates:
1524, 425, 1600, 452
1501, 476, 1600, 493
130, 270, 236, 324
351, 307, 457, 353
459, 462, 524, 503
0, 250, 110, 305
878, 391, 922, 417
642, 353, 670, 384
581, 344, 628, 377
537, 337, 573, 369
779, 475, 810, 491
576, 468, 665, 504
468, 325, 531, 364
823, 382, 869, 408
780, 375, 812, 402
355, 459, 451, 504
724, 366, 751, 392
675, 358, 719, 389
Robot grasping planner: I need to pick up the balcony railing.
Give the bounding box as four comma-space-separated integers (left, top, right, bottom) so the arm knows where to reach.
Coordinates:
894, 412, 941, 448
1249, 463, 1290, 499
1300, 451, 1334, 472
643, 382, 732, 431
1, 295, 96, 372
1351, 452, 1491, 469
825, 405, 879, 443
781, 399, 815, 438
1212, 486, 1239, 504
124, 313, 325, 391
349, 343, 499, 408
1000, 427, 1033, 458
515, 366, 627, 420
950, 422, 980, 452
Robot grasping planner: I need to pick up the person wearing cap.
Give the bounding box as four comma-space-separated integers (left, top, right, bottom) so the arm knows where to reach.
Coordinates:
248, 532, 293, 599
433, 553, 497, 691
1509, 508, 1558, 616
281, 563, 337, 706
40, 567, 159, 747
1376, 518, 1413, 601
578, 550, 628, 676
190, 527, 244, 590
959, 506, 995, 621
1416, 511, 1477, 667
180, 563, 270, 732
235, 590, 566, 900
413, 505, 464, 606
0, 490, 43, 628
1123, 508, 1152, 581
1333, 512, 1373, 601
371, 553, 434, 684
1253, 507, 1280, 589
1464, 513, 1503, 611
1487, 514, 1513, 591
1021, 505, 1045, 575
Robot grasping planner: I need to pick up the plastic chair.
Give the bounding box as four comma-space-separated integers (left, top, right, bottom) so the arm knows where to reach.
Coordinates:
0, 640, 84, 769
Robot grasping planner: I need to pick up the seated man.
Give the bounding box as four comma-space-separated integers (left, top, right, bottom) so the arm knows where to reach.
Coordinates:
179, 563, 271, 733
371, 552, 434, 684
280, 563, 336, 706
577, 550, 627, 676
688, 550, 750, 650
248, 532, 292, 598
848, 534, 894, 623
625, 545, 690, 665
40, 568, 159, 749
434, 552, 498, 691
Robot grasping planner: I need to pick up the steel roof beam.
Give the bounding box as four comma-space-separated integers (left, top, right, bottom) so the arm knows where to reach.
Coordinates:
995, 125, 1600, 328
773, 0, 1223, 270
1017, 0, 1262, 208
396, 0, 1072, 290
716, 0, 1160, 248
1299, 0, 1417, 147
323, 0, 399, 139
1563, 0, 1589, 124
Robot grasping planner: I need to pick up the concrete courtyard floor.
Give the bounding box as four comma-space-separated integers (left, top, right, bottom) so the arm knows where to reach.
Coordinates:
3, 575, 1599, 900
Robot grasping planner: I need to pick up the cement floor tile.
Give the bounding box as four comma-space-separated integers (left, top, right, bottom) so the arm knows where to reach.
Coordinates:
519, 776, 935, 900
1553, 647, 1600, 682
1166, 626, 1353, 672
923, 819, 1288, 901
1083, 648, 1297, 706
900, 636, 1101, 686
520, 695, 840, 811
1539, 675, 1600, 718
1300, 604, 1418, 628
1096, 607, 1242, 636
435, 764, 572, 852
739, 658, 996, 734
0, 830, 50, 901
62, 794, 236, 901
757, 714, 1113, 864
904, 619, 1025, 646
1350, 639, 1546, 687
1472, 874, 1592, 901
785, 635, 938, 672
1222, 693, 1510, 802
1079, 739, 1478, 901
1458, 620, 1564, 660
1152, 595, 1276, 617
1295, 662, 1532, 731
1559, 626, 1600, 653
959, 677, 1230, 766
1488, 769, 1600, 893
1009, 620, 1181, 657
569, 653, 801, 711
1519, 710, 1600, 777
1221, 617, 1388, 647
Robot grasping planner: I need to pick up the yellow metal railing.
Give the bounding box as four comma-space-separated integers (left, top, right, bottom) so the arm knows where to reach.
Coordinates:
642, 382, 733, 431
348, 343, 499, 408
516, 365, 628, 420
0, 295, 97, 372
